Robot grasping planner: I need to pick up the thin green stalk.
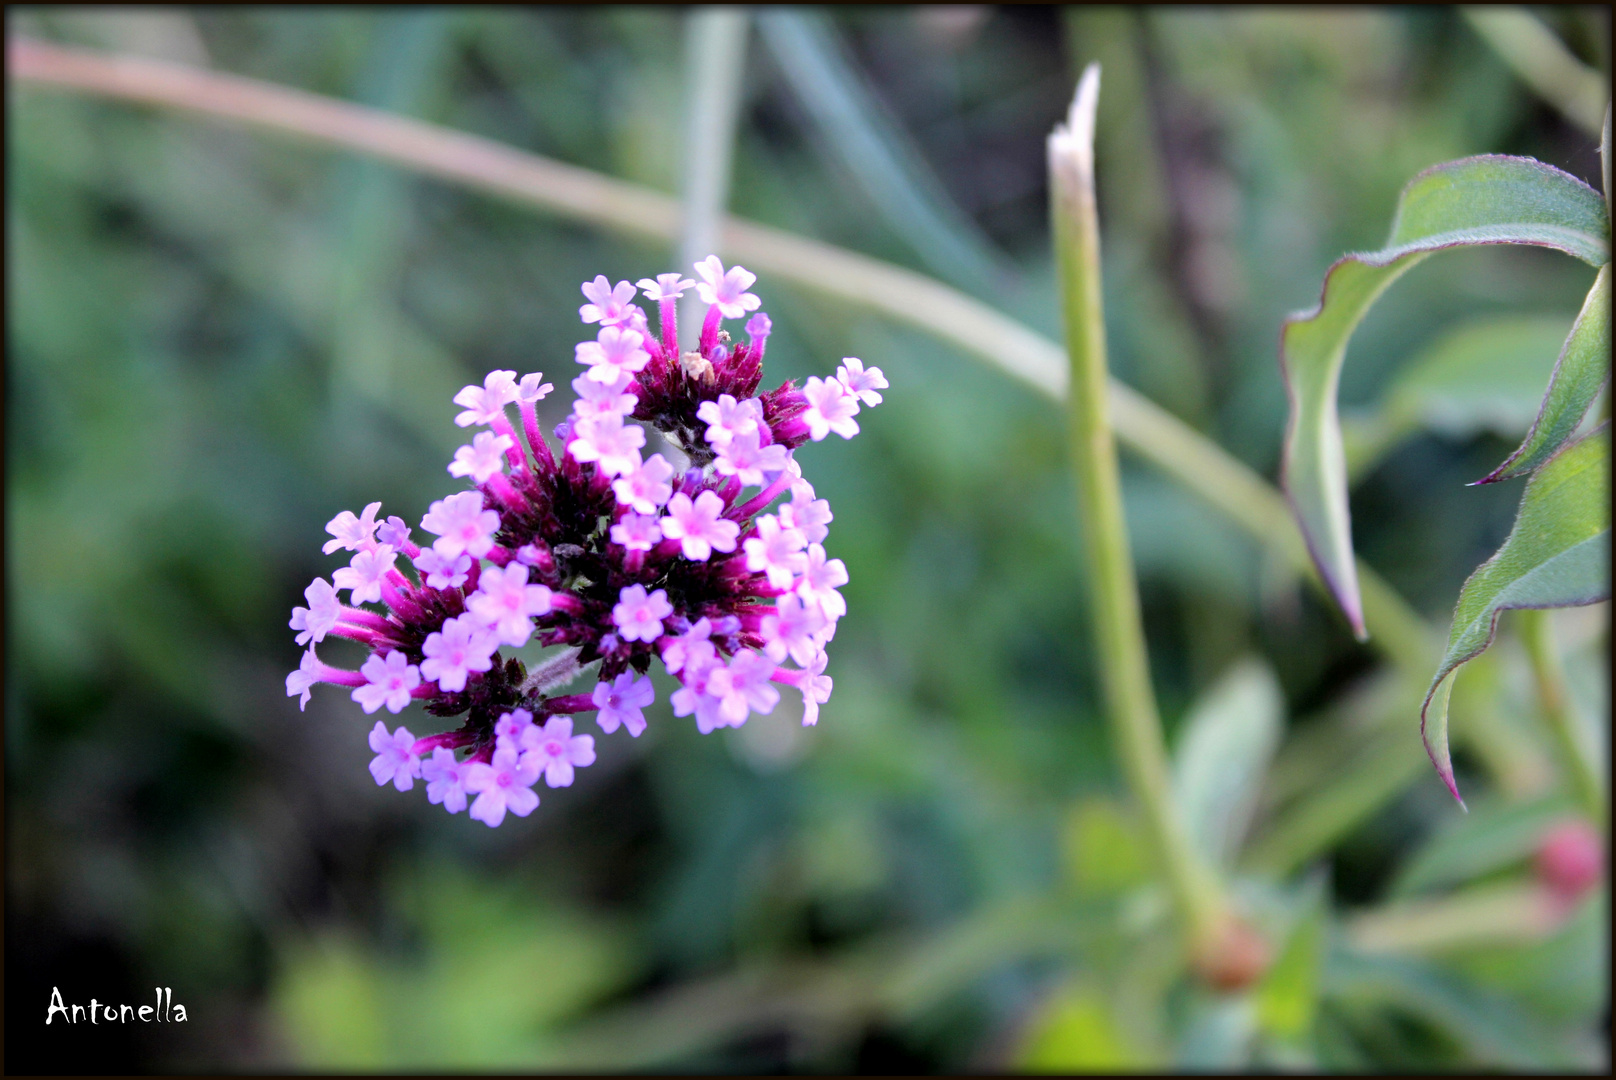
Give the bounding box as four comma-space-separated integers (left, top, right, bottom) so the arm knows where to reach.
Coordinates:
677, 8, 749, 350
1461, 8, 1607, 138
9, 36, 1435, 666
1517, 609, 1606, 829
1050, 66, 1225, 954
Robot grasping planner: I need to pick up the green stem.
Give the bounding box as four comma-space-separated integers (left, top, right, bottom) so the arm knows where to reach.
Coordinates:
1050, 67, 1225, 953
1517, 608, 1606, 829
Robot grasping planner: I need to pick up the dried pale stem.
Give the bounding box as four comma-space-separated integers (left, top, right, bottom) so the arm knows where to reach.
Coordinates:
9, 37, 1435, 668
677, 9, 749, 349
1051, 67, 1226, 955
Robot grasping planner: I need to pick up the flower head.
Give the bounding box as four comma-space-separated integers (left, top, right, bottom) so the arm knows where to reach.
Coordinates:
292, 261, 879, 825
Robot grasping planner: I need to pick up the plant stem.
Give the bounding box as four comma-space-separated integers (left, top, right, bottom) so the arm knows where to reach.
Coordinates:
1517, 608, 1606, 830
1050, 67, 1225, 953
8, 37, 1435, 669
678, 8, 749, 349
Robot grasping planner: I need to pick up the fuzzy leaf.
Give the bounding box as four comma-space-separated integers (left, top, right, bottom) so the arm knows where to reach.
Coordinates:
1479, 264, 1610, 482
1422, 426, 1610, 806
1281, 155, 1608, 637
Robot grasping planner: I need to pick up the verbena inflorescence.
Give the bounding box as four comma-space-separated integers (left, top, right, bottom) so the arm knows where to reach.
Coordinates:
287, 257, 885, 826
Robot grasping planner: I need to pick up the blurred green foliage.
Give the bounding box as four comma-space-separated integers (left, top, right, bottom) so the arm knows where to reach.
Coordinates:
7, 7, 1608, 1071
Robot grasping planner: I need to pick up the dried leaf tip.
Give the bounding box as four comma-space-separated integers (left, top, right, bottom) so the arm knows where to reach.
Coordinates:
1048, 63, 1101, 187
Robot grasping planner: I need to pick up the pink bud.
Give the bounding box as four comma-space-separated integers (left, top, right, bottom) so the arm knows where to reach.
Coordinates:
1535, 820, 1604, 904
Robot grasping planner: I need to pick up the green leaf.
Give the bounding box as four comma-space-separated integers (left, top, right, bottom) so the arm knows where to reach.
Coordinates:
1171, 657, 1284, 869
1479, 264, 1611, 482
1422, 426, 1611, 806
1389, 792, 1575, 898
1383, 315, 1571, 440
1281, 154, 1608, 637
1255, 902, 1327, 1040
1324, 949, 1602, 1069
1016, 983, 1149, 1071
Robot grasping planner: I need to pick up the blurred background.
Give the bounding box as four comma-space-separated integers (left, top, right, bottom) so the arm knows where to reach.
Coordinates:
7, 7, 1609, 1071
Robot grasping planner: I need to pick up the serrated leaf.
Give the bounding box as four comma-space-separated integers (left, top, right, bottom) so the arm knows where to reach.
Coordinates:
1281, 155, 1608, 637
1480, 264, 1610, 482
1171, 657, 1284, 869
1422, 426, 1611, 806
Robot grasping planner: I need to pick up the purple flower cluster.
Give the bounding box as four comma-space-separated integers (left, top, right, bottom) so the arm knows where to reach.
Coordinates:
287, 257, 885, 825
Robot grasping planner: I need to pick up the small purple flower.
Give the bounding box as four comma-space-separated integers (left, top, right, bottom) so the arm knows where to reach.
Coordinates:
611, 453, 676, 514
464, 745, 541, 827
836, 357, 888, 406
422, 747, 472, 813
333, 544, 397, 605
449, 430, 514, 484
494, 707, 535, 746
567, 413, 646, 478
660, 490, 740, 562
592, 672, 655, 737
324, 501, 383, 554
519, 716, 597, 788
465, 563, 554, 647
696, 393, 764, 449
517, 372, 553, 403
693, 256, 761, 319
797, 651, 832, 726
661, 617, 719, 677
420, 614, 499, 693
743, 515, 808, 590
637, 272, 696, 303
376, 515, 416, 553
368, 721, 421, 791
286, 648, 323, 710
612, 584, 673, 643
715, 429, 791, 488
576, 325, 651, 384
421, 490, 501, 560
453, 370, 519, 427
571, 371, 639, 420
290, 576, 342, 646
761, 593, 826, 666
795, 543, 849, 620
579, 275, 640, 326
353, 650, 422, 714
412, 548, 472, 590
609, 513, 663, 552
779, 481, 833, 545
800, 376, 861, 441
745, 312, 773, 343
